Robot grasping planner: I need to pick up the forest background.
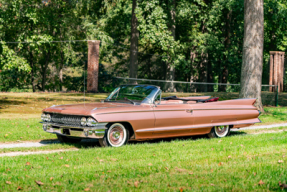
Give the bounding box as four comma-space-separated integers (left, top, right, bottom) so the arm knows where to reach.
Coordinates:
0, 0, 286, 93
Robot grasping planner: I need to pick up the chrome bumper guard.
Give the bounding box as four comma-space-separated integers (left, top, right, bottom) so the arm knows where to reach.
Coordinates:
40, 122, 108, 139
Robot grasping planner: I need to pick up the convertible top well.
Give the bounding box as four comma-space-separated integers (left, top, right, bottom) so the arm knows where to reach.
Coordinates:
162, 95, 219, 103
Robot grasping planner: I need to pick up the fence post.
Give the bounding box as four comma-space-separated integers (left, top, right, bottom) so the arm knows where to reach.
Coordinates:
275, 85, 279, 107
87, 40, 100, 93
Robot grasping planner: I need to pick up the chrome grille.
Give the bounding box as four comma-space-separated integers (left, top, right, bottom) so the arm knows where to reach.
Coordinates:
51, 114, 82, 126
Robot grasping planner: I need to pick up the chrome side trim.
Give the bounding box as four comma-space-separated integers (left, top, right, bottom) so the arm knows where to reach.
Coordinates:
97, 108, 256, 115
136, 121, 260, 133
191, 108, 256, 111
136, 125, 210, 133
97, 109, 185, 115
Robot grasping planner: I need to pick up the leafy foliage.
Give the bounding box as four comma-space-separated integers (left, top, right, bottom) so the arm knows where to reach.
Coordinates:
0, 0, 286, 92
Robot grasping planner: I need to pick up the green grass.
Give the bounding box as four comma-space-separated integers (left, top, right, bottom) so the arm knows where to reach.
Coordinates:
0, 132, 286, 191
0, 127, 284, 154
0, 92, 108, 119
0, 118, 57, 142
0, 127, 285, 154
260, 107, 287, 124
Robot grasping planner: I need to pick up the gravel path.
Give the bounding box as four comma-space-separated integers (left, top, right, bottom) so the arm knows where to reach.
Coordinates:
0, 149, 78, 157
0, 140, 60, 149
0, 138, 97, 149
231, 123, 287, 131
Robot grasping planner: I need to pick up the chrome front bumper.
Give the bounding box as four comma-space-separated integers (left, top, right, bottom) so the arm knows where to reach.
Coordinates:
40, 122, 108, 139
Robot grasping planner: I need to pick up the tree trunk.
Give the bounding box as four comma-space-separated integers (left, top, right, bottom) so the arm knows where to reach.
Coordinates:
59, 50, 64, 91
29, 50, 36, 92
199, 53, 208, 92
239, 0, 264, 111
41, 50, 50, 92
207, 59, 214, 92
190, 49, 197, 92
165, 0, 176, 92
129, 0, 139, 81
219, 10, 231, 92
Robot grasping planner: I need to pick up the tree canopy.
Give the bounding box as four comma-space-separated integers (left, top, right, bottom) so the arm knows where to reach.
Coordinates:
0, 0, 286, 92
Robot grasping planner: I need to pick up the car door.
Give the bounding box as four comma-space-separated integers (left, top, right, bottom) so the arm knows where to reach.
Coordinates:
152, 93, 194, 137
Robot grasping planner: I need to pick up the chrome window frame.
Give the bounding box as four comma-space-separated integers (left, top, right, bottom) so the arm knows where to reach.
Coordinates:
105, 85, 160, 105
152, 89, 162, 105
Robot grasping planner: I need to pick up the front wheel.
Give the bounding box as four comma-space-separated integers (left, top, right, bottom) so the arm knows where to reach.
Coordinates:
99, 123, 129, 147
57, 134, 82, 143
208, 125, 230, 138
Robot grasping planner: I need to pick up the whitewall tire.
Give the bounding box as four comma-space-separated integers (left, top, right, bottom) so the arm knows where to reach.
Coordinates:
99, 123, 129, 147
208, 125, 230, 138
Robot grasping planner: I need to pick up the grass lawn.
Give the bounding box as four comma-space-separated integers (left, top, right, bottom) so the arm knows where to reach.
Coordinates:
0, 118, 57, 142
0, 127, 285, 155
260, 107, 287, 124
0, 92, 108, 119
0, 132, 287, 191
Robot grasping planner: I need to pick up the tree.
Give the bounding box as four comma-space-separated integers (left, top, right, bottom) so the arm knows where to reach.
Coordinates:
129, 0, 139, 79
239, 0, 264, 111
165, 0, 176, 92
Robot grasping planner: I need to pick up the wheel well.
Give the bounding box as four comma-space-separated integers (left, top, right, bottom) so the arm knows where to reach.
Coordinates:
121, 122, 135, 139
107, 122, 135, 139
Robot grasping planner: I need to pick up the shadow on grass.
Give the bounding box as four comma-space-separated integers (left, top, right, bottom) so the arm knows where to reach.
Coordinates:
130, 131, 247, 146
0, 99, 28, 114
38, 138, 102, 148
36, 131, 247, 149
262, 109, 287, 122
229, 131, 247, 136
0, 99, 27, 106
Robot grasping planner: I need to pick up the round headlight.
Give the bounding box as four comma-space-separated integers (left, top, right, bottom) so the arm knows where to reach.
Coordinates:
87, 117, 97, 127
81, 117, 87, 126
41, 113, 46, 121
46, 114, 51, 122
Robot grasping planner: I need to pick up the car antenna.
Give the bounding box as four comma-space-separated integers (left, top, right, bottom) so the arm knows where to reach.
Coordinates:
84, 63, 86, 106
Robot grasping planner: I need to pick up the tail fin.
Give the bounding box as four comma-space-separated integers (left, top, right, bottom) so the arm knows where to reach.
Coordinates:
207, 98, 257, 106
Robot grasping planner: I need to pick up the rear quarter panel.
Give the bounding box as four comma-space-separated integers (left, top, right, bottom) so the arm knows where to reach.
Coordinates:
192, 99, 260, 128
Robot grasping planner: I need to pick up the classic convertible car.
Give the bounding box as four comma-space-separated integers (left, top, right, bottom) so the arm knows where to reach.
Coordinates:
41, 84, 261, 147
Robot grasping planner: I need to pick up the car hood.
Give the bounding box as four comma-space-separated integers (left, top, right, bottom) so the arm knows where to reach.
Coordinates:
43, 102, 133, 116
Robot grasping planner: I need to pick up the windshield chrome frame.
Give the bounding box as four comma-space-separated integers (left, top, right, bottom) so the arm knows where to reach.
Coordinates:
105, 85, 161, 105
152, 89, 162, 105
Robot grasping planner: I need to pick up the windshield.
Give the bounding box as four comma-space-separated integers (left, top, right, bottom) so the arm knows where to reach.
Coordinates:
105, 85, 160, 104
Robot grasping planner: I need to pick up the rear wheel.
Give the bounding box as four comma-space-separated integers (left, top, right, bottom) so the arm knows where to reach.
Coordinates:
208, 125, 230, 138
99, 123, 129, 147
57, 134, 82, 143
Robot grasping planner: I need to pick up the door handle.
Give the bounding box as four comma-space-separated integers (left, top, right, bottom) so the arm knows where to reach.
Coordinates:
186, 109, 193, 114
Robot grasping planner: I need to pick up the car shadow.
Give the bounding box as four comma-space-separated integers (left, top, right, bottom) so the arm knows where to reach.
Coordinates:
38, 131, 248, 149
229, 131, 247, 136
38, 138, 102, 148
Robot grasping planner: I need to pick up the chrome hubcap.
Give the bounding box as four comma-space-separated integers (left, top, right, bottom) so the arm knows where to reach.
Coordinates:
112, 131, 120, 139
109, 126, 124, 145
215, 125, 228, 136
